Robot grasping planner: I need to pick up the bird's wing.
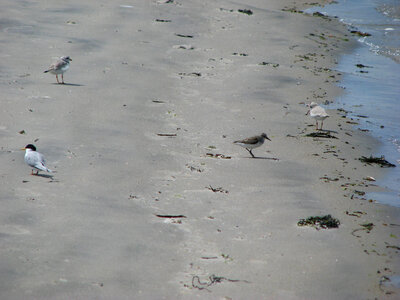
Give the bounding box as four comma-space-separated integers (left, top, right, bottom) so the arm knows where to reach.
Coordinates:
311, 106, 329, 117
45, 59, 67, 72
33, 152, 49, 171
44, 63, 56, 72
54, 59, 68, 69
235, 136, 259, 145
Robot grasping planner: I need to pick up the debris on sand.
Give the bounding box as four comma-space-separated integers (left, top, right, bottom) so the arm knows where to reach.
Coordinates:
345, 211, 366, 218
359, 156, 396, 168
175, 33, 193, 38
351, 30, 371, 37
157, 133, 177, 137
355, 63, 372, 69
298, 215, 340, 230
206, 185, 229, 193
155, 214, 186, 218
351, 223, 374, 237
305, 132, 338, 139
191, 274, 250, 291
205, 153, 232, 159
238, 9, 253, 15
282, 7, 303, 14
259, 61, 280, 67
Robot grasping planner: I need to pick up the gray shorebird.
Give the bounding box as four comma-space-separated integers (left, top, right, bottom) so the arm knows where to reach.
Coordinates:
44, 56, 72, 84
234, 133, 271, 158
306, 102, 329, 130
21, 144, 52, 175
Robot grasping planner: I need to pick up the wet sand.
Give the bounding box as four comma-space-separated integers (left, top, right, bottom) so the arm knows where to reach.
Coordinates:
0, 0, 399, 299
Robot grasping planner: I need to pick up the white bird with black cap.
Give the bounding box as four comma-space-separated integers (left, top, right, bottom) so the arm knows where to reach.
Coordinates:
21, 144, 52, 175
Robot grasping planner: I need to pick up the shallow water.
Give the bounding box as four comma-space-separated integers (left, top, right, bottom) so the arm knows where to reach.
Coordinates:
306, 0, 400, 207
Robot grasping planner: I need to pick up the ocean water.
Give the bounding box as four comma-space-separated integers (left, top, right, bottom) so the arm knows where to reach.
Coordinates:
306, 0, 400, 207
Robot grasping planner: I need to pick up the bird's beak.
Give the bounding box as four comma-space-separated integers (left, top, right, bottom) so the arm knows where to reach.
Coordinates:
305, 109, 310, 115
69, 58, 72, 61
20, 147, 26, 150
266, 137, 271, 141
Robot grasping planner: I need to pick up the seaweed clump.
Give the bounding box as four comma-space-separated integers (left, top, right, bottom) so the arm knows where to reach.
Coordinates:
359, 156, 396, 168
238, 9, 253, 15
298, 215, 340, 230
305, 132, 338, 139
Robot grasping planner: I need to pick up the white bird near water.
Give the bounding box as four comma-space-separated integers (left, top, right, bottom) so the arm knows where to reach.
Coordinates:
21, 144, 52, 175
306, 102, 329, 130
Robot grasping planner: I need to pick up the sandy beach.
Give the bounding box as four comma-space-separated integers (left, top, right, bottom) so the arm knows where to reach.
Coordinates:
1, 0, 399, 299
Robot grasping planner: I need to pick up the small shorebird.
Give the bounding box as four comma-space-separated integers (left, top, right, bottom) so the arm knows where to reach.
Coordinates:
306, 102, 329, 130
21, 144, 52, 175
234, 133, 271, 158
44, 56, 72, 84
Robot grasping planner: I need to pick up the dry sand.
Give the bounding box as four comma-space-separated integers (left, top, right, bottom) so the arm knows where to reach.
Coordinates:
0, 0, 399, 299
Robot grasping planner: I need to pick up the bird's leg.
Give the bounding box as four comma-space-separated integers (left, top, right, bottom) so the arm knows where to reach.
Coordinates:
56, 75, 60, 84
31, 169, 34, 175
320, 121, 324, 130
316, 121, 319, 130
61, 74, 64, 84
247, 148, 255, 158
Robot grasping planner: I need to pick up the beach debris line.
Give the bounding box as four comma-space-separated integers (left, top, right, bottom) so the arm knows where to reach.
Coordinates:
191, 274, 250, 292
386, 244, 400, 251
205, 153, 231, 159
175, 33, 193, 38
351, 30, 371, 37
312, 12, 330, 19
359, 156, 396, 168
206, 185, 229, 193
157, 133, 177, 137
282, 7, 303, 14
259, 61, 280, 67
345, 211, 366, 218
155, 214, 186, 218
351, 223, 374, 237
238, 9, 253, 15
186, 164, 203, 172
355, 63, 372, 69
298, 215, 340, 230
305, 132, 337, 139
232, 52, 248, 56
320, 176, 339, 182
178, 72, 201, 77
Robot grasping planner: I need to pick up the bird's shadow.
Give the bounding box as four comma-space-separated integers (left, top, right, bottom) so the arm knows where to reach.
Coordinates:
32, 173, 54, 179
51, 83, 84, 87
245, 156, 280, 160
316, 129, 338, 134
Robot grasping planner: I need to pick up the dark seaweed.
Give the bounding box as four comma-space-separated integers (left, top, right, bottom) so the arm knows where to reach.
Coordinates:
305, 132, 338, 139
351, 30, 371, 36
359, 156, 396, 168
238, 9, 253, 15
298, 215, 340, 229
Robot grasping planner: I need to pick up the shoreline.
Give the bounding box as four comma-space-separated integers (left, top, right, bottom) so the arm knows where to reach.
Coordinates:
305, 0, 400, 209
0, 0, 399, 299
